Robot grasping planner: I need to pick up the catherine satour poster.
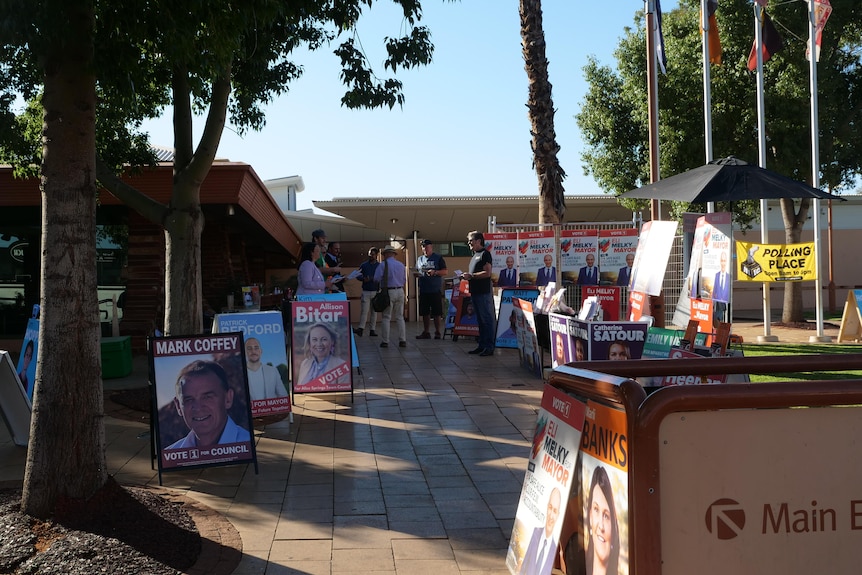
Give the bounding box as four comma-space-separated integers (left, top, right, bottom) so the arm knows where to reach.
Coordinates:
507, 385, 587, 575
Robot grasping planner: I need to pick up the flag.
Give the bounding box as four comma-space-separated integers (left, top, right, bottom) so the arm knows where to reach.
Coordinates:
655, 0, 668, 74
806, 0, 832, 62
704, 0, 722, 65
754, 0, 768, 6
747, 11, 784, 71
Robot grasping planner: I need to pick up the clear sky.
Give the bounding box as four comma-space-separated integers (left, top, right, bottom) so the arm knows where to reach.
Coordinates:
141, 1, 665, 213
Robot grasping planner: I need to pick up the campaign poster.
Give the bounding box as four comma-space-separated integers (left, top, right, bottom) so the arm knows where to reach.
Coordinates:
506, 385, 587, 575
296, 292, 359, 368
548, 313, 589, 365
560, 230, 598, 285
242, 285, 260, 309
598, 228, 639, 287
548, 314, 573, 368
689, 298, 714, 344
496, 288, 541, 349
562, 400, 630, 575
518, 230, 556, 287
453, 279, 480, 337
487, 232, 520, 288
444, 288, 456, 330
16, 318, 39, 400
629, 220, 677, 296
587, 321, 649, 361
698, 213, 733, 326
641, 327, 708, 360
581, 285, 621, 321
151, 333, 256, 471
291, 300, 352, 394
513, 298, 543, 378
661, 347, 728, 386
214, 311, 291, 417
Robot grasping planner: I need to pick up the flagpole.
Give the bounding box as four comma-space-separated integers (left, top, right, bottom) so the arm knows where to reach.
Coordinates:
808, 0, 829, 342
701, 0, 715, 214
646, 0, 661, 221
753, 2, 777, 342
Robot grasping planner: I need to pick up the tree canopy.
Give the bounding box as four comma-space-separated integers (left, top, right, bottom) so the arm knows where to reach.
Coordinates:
0, 0, 451, 517
577, 0, 862, 214
577, 0, 862, 321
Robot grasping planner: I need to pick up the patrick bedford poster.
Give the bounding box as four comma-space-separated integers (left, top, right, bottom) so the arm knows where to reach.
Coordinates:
507, 384, 587, 575
215, 311, 291, 417
291, 300, 353, 393
151, 333, 256, 471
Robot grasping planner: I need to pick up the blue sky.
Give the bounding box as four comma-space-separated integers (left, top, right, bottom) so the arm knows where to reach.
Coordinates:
142, 1, 663, 213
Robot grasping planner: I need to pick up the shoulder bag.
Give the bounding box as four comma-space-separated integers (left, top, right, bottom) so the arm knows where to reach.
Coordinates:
371, 260, 390, 312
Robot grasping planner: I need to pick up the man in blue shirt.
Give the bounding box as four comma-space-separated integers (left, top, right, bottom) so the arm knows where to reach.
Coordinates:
414, 239, 448, 340
354, 247, 380, 337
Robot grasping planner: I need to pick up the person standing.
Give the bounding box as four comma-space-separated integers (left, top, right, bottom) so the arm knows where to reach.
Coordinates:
311, 228, 341, 284
296, 242, 329, 296
354, 247, 380, 337
414, 239, 448, 340
324, 241, 345, 292
464, 231, 495, 356
373, 245, 407, 348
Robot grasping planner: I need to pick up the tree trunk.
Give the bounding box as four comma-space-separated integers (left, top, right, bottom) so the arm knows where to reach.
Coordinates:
164, 184, 204, 335
779, 197, 809, 323
22, 0, 107, 518
519, 0, 566, 224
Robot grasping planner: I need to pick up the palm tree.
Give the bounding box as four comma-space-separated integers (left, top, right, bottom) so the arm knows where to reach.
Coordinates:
519, 0, 566, 224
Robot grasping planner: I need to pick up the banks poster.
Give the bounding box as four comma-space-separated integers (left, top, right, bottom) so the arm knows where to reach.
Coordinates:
506, 384, 587, 575
563, 400, 630, 575
215, 311, 291, 417
453, 279, 480, 337
150, 333, 256, 473
496, 289, 541, 349
291, 300, 353, 394
487, 232, 520, 288
560, 229, 598, 285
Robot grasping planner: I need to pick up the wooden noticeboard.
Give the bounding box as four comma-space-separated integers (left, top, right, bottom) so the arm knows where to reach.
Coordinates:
837, 289, 862, 342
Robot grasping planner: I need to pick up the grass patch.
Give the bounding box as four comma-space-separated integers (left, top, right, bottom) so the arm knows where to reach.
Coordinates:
738, 342, 862, 382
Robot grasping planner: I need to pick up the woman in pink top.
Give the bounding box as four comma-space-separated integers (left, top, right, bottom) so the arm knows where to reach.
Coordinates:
296, 243, 329, 295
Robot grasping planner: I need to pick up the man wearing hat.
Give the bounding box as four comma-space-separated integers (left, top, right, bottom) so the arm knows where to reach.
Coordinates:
414, 239, 447, 339
353, 247, 380, 337
373, 245, 407, 348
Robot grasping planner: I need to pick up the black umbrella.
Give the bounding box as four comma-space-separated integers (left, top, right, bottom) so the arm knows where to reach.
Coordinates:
621, 156, 844, 203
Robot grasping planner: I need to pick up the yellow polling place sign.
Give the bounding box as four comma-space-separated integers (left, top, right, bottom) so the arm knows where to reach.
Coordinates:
735, 241, 817, 282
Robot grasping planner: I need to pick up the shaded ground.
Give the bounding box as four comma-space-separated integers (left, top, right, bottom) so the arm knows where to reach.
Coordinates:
0, 478, 200, 575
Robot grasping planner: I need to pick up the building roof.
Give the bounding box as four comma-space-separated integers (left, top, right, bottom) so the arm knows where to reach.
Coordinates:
314, 195, 637, 241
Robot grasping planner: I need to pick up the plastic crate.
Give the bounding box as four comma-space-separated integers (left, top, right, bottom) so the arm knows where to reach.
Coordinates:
101, 336, 132, 379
